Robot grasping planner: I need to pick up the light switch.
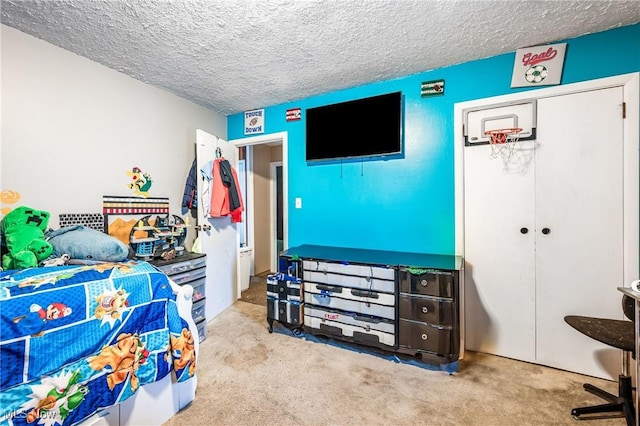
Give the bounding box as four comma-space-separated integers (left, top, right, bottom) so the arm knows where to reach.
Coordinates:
295, 198, 302, 209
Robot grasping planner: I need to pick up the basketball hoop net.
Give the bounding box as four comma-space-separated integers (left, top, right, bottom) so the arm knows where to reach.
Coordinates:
485, 127, 522, 161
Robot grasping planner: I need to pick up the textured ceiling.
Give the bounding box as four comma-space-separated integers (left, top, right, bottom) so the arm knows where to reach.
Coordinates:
2, 0, 639, 116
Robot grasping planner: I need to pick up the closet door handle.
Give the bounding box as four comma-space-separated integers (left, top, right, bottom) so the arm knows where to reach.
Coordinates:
542, 228, 551, 235
520, 227, 528, 234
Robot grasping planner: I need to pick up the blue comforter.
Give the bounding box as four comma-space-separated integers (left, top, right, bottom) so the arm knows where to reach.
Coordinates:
0, 261, 196, 426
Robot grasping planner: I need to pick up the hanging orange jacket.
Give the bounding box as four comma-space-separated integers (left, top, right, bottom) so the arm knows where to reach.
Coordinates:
209, 157, 244, 223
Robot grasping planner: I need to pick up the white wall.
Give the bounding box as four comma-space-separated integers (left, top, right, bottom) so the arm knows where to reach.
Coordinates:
1, 25, 226, 240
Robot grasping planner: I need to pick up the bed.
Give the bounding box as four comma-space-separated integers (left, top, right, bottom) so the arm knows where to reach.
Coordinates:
0, 260, 199, 426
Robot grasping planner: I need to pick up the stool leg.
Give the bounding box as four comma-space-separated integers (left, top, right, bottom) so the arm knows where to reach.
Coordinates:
571, 401, 624, 418
619, 375, 635, 426
584, 383, 617, 402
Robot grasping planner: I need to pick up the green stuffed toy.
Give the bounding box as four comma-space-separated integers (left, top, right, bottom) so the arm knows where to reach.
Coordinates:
1, 206, 54, 270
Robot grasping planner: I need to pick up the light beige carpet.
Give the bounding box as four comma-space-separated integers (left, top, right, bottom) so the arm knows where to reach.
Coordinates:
164, 301, 626, 426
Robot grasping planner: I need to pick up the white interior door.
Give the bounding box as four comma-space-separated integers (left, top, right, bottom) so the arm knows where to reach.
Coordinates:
196, 129, 239, 321
535, 87, 624, 378
464, 141, 537, 362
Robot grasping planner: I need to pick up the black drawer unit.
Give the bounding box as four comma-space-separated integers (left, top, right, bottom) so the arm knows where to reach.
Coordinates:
267, 257, 304, 335
151, 252, 208, 343
397, 267, 459, 365
277, 245, 463, 373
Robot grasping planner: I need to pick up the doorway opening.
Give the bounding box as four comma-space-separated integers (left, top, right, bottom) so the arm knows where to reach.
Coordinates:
230, 132, 288, 306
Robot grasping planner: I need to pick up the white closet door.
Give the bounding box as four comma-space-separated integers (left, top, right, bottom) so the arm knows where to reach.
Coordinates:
464, 141, 537, 362
535, 87, 624, 379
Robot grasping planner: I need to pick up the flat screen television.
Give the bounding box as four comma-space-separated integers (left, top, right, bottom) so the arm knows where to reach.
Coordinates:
305, 91, 403, 161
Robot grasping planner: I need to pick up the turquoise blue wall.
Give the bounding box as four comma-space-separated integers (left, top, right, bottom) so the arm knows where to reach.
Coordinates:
228, 24, 640, 255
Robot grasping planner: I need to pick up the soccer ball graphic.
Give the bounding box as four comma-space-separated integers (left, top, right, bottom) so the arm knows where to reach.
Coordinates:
525, 65, 548, 83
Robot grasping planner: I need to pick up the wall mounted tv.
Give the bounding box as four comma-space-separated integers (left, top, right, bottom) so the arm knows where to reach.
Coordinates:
305, 91, 403, 162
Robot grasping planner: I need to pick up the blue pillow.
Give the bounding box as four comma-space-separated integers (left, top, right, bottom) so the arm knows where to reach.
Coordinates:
45, 225, 129, 262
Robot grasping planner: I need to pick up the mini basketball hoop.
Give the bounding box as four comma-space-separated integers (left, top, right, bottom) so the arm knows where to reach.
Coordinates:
485, 127, 522, 161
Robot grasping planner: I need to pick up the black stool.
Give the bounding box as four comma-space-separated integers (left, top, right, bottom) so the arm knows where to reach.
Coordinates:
564, 294, 635, 426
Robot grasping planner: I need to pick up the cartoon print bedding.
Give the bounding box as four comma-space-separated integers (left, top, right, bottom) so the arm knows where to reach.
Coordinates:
0, 261, 197, 426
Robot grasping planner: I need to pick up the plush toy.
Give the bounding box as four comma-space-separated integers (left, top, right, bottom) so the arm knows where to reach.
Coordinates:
1, 206, 54, 270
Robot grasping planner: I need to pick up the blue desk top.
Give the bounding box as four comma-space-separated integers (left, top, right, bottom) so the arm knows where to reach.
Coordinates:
281, 244, 463, 271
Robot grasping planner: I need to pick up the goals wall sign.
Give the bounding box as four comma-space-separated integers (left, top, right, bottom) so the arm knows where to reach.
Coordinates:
511, 43, 566, 88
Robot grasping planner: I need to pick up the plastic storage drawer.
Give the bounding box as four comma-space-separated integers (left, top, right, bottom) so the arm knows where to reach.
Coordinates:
267, 273, 302, 302
398, 268, 454, 298
191, 299, 206, 323
304, 305, 395, 348
303, 269, 395, 293
267, 296, 303, 327
302, 259, 395, 280
155, 255, 207, 275
171, 267, 207, 285
398, 319, 453, 354
190, 277, 206, 302
304, 281, 395, 320
196, 320, 207, 343
398, 294, 455, 325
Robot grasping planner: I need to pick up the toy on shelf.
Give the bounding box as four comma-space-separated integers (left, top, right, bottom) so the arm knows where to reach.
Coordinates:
129, 214, 188, 260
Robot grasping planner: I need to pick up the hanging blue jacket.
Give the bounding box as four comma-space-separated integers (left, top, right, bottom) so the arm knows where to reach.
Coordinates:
181, 159, 198, 213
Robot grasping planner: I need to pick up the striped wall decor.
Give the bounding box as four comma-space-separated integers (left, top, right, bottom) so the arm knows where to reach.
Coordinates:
102, 195, 170, 215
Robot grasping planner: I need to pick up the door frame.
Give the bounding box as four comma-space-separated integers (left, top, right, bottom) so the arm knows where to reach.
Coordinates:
229, 131, 288, 300
454, 72, 640, 351
270, 161, 283, 273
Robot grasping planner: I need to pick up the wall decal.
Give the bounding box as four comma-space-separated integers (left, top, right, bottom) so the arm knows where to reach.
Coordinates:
511, 43, 566, 87
127, 166, 153, 197
421, 79, 445, 97
244, 109, 264, 135
0, 190, 21, 216
286, 108, 301, 121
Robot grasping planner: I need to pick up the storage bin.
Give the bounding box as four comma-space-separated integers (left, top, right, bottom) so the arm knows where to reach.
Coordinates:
398, 267, 454, 298
304, 305, 395, 335
196, 320, 206, 343
304, 314, 395, 348
171, 266, 207, 285
191, 299, 206, 323
190, 277, 206, 302
303, 269, 394, 293
302, 259, 395, 281
398, 293, 455, 325
304, 282, 395, 320
267, 273, 302, 302
266, 296, 303, 327
155, 255, 207, 275
278, 258, 301, 279
398, 319, 453, 354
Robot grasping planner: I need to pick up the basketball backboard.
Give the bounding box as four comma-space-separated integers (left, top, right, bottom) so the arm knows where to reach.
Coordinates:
463, 100, 536, 146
